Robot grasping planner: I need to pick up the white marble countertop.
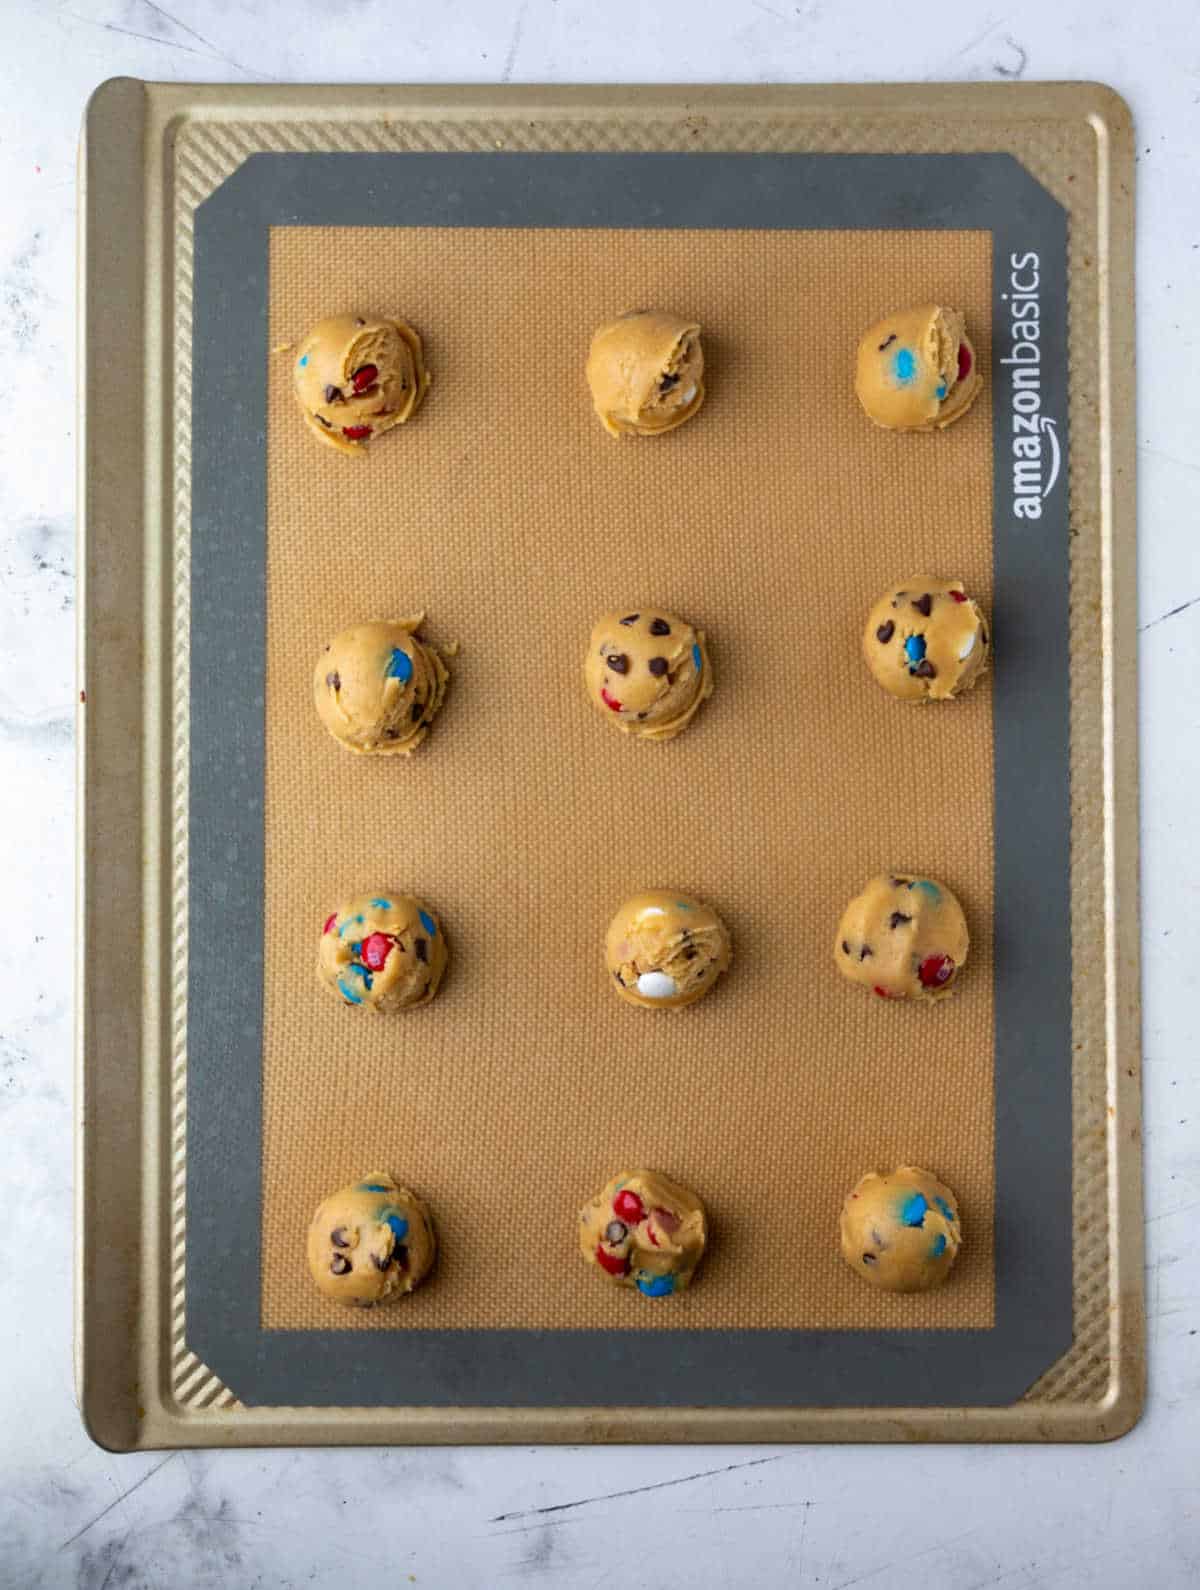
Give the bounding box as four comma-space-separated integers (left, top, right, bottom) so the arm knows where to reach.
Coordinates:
2, 2, 1197, 1586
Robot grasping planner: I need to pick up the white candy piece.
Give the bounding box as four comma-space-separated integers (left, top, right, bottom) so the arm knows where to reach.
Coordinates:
958, 630, 976, 660
637, 971, 679, 1000
681, 384, 697, 404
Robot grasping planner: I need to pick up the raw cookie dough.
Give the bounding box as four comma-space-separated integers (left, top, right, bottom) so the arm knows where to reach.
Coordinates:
839, 1165, 962, 1292
584, 609, 713, 740
835, 874, 968, 1002
306, 1172, 436, 1306
855, 305, 981, 432
579, 1170, 707, 1297
586, 310, 705, 437
863, 577, 990, 701
606, 890, 732, 1009
314, 617, 450, 755
319, 893, 448, 1012
292, 313, 428, 455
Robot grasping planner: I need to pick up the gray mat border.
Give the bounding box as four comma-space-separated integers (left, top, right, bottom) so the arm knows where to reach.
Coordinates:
189, 151, 1070, 1409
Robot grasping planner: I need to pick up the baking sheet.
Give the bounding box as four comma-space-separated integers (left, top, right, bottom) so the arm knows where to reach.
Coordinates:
77, 80, 1144, 1450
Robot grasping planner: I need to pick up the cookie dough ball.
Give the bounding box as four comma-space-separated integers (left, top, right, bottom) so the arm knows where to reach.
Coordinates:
586, 310, 705, 437
307, 1173, 436, 1306
840, 1166, 962, 1292
855, 305, 981, 432
293, 313, 428, 455
579, 1171, 707, 1297
835, 875, 968, 1002
319, 893, 448, 1012
863, 578, 990, 701
606, 890, 731, 1009
314, 617, 449, 755
584, 609, 713, 740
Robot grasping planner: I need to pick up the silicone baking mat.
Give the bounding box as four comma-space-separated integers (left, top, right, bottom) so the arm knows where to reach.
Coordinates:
259, 222, 997, 1338
78, 82, 1142, 1446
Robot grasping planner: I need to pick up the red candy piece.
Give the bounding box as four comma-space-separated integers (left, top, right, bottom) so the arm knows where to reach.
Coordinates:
595, 1244, 629, 1276
646, 1225, 660, 1247
361, 932, 393, 972
613, 1189, 645, 1224
957, 343, 972, 382
950, 589, 967, 603
323, 913, 337, 935
653, 1206, 680, 1235
600, 687, 623, 713
918, 953, 955, 989
342, 424, 373, 441
873, 984, 899, 1000
352, 364, 379, 392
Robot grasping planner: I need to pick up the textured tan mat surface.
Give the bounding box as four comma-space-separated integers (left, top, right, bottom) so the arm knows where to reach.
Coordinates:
261, 224, 995, 1331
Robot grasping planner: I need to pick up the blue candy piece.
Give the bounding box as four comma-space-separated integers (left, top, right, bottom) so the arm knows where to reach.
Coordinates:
350, 942, 362, 955
343, 963, 373, 990
692, 642, 703, 673
359, 1182, 390, 1192
636, 1273, 677, 1298
910, 879, 942, 904
930, 1232, 948, 1259
900, 1192, 928, 1228
386, 647, 414, 684
904, 634, 926, 665
385, 1214, 409, 1245
298, 354, 309, 367
370, 897, 393, 910
418, 909, 437, 937
934, 1196, 956, 1224
892, 347, 917, 385
337, 978, 364, 1005
935, 381, 947, 400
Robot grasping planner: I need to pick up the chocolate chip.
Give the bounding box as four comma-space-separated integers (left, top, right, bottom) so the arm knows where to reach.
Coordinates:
891, 877, 911, 889
888, 912, 912, 929
330, 1254, 351, 1276
371, 1251, 390, 1271
862, 1252, 878, 1265
411, 701, 424, 721
878, 333, 897, 351
659, 373, 680, 393
982, 628, 990, 645
393, 1245, 409, 1270
314, 413, 332, 428
912, 594, 933, 617
613, 969, 624, 985
605, 1220, 628, 1243
383, 727, 400, 739
649, 617, 671, 636
355, 317, 365, 326
684, 948, 698, 960
637, 712, 648, 720
841, 940, 851, 955
619, 614, 640, 626
913, 659, 937, 678
330, 1226, 349, 1248
324, 384, 343, 403
326, 671, 341, 691
648, 657, 669, 676
859, 945, 872, 960
414, 937, 428, 963
607, 652, 630, 675
876, 621, 895, 644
